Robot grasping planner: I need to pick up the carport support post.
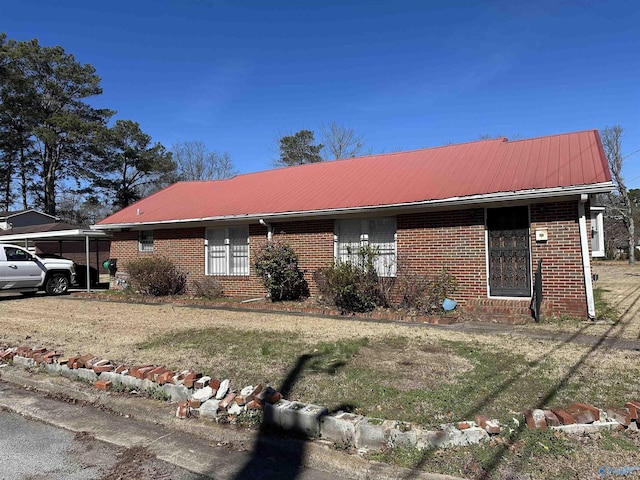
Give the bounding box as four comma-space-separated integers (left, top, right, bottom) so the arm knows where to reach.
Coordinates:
85, 234, 90, 292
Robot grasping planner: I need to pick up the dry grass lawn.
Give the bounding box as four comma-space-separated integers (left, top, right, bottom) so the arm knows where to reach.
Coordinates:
1, 260, 640, 479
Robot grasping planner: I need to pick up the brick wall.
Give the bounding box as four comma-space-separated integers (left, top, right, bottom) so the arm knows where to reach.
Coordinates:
109, 220, 335, 298
35, 239, 111, 287
530, 201, 587, 318
396, 201, 588, 319
397, 208, 487, 306
269, 219, 335, 295
108, 200, 590, 319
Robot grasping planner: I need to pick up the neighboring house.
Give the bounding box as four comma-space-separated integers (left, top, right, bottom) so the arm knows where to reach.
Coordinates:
93, 130, 613, 321
0, 209, 58, 230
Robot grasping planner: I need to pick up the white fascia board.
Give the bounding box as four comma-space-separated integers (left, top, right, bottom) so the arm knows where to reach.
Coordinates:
92, 182, 615, 231
0, 229, 109, 242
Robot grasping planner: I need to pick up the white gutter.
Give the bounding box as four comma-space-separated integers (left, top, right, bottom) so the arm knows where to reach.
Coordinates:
578, 194, 596, 319
92, 182, 614, 230
259, 219, 273, 241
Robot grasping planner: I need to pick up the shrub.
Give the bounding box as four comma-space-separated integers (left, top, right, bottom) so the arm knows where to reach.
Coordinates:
254, 241, 309, 301
398, 268, 457, 313
191, 277, 224, 299
314, 245, 383, 313
126, 255, 187, 296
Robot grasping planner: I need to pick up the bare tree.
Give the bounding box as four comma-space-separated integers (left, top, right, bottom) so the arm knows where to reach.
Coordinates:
172, 141, 237, 181
602, 125, 635, 264
320, 122, 365, 160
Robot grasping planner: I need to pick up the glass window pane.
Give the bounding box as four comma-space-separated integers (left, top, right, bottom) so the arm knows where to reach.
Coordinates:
336, 219, 361, 264
206, 229, 227, 275
229, 226, 249, 275
369, 217, 396, 276
138, 231, 153, 253
335, 217, 397, 276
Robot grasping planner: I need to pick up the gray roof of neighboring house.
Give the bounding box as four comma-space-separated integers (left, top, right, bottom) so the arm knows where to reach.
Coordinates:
0, 209, 58, 221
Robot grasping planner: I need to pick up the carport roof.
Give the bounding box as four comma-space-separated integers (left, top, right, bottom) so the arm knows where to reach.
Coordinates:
0, 222, 109, 242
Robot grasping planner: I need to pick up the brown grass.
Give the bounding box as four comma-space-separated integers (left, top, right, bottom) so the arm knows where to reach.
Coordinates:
2, 261, 640, 479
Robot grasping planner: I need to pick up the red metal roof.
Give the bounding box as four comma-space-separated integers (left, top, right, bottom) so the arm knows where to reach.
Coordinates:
96, 130, 612, 227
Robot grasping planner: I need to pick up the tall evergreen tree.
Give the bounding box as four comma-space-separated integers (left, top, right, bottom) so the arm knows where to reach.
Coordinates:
0, 33, 113, 215
91, 120, 176, 210
274, 130, 323, 167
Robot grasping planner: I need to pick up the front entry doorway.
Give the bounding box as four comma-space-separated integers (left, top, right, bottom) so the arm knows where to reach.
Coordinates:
487, 206, 531, 297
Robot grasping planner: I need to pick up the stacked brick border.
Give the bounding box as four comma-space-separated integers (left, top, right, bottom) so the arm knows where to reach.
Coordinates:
2, 345, 638, 451
70, 291, 461, 325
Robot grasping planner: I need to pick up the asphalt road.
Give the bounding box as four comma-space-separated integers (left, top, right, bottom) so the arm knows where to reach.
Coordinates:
0, 409, 205, 480
0, 378, 368, 480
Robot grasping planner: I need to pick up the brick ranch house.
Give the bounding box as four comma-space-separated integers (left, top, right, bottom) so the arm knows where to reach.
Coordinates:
93, 130, 613, 321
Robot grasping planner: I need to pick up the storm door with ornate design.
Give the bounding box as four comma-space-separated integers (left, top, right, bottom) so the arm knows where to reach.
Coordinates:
487, 206, 531, 297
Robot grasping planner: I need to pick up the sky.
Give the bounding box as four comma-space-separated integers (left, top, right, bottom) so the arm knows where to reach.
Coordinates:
3, 0, 640, 184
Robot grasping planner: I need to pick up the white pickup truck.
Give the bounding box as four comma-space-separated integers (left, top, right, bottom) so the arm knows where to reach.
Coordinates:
0, 243, 76, 296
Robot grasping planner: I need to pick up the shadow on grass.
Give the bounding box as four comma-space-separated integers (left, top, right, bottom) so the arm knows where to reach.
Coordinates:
222, 286, 640, 479
402, 316, 628, 479
231, 353, 355, 480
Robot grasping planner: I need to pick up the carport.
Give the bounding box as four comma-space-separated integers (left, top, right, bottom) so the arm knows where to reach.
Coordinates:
0, 223, 110, 292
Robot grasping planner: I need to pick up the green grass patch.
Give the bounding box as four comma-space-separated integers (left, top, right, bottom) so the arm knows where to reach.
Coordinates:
594, 287, 619, 323
137, 327, 370, 392
600, 430, 637, 452
136, 328, 640, 429
370, 429, 576, 479
286, 338, 566, 425
139, 327, 305, 362
395, 340, 560, 425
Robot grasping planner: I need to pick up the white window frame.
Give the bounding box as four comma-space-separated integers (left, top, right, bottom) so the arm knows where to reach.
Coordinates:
205, 226, 250, 276
138, 230, 154, 253
590, 207, 605, 258
334, 217, 397, 277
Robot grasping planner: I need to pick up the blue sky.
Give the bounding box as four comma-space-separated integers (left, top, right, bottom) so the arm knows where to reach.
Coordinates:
4, 0, 640, 184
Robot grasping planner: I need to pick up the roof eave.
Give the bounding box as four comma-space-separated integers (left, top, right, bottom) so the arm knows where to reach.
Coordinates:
0, 229, 110, 241
92, 182, 614, 230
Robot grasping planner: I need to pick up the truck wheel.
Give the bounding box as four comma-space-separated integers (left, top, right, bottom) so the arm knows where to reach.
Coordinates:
45, 273, 69, 295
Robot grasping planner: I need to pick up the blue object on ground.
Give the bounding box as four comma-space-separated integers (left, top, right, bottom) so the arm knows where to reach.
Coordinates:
442, 298, 457, 311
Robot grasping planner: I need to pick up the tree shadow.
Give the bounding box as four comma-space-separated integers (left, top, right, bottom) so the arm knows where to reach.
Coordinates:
231, 354, 312, 480
231, 353, 357, 479
221, 289, 640, 480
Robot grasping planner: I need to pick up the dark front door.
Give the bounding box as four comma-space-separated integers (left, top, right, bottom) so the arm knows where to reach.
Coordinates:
487, 206, 531, 297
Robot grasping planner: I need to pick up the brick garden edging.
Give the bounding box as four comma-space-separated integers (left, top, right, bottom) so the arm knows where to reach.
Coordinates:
1, 345, 638, 452
70, 291, 461, 325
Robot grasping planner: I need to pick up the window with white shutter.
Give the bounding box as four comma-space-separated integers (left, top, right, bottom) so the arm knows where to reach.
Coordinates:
206, 226, 249, 275
335, 217, 397, 276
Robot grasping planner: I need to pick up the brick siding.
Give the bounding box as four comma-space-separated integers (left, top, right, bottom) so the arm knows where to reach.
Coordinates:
108, 199, 590, 320
36, 240, 111, 270
530, 201, 588, 318
35, 239, 111, 286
